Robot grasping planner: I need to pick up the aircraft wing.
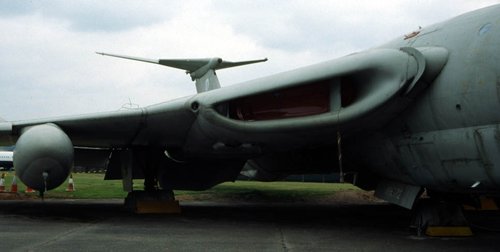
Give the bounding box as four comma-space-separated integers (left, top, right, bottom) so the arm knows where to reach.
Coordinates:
0, 47, 448, 191
0, 97, 193, 147
1, 47, 446, 148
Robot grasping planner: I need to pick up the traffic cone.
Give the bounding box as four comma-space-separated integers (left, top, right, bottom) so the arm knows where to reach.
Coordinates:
10, 174, 17, 193
0, 173, 5, 192
25, 186, 35, 193
65, 175, 75, 192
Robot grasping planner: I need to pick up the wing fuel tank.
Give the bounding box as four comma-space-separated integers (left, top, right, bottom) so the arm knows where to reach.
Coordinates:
14, 124, 73, 191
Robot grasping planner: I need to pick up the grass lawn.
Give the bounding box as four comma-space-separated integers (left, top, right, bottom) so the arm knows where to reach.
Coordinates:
0, 171, 360, 201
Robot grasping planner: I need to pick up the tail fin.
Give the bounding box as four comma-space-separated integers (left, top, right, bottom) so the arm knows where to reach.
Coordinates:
96, 52, 267, 93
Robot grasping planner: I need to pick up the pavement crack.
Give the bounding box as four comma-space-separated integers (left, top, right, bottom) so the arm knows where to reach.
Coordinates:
277, 224, 289, 252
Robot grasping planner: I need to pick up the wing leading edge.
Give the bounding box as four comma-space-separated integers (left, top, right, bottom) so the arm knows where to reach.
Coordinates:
181, 47, 448, 153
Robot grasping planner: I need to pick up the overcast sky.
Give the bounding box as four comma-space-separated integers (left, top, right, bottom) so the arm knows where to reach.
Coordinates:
0, 0, 499, 121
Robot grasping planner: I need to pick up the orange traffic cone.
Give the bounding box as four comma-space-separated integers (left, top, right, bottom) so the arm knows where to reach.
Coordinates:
0, 173, 5, 192
25, 186, 35, 193
10, 174, 17, 193
65, 175, 75, 192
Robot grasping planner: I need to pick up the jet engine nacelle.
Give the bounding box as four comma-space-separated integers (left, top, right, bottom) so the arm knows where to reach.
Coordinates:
14, 124, 73, 191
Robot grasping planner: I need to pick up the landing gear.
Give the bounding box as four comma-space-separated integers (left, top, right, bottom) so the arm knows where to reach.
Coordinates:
120, 147, 181, 214
411, 199, 472, 237
142, 148, 162, 193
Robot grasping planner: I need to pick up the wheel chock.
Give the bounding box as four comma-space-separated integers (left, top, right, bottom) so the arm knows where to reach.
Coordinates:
124, 190, 181, 214
463, 196, 499, 211
135, 200, 181, 214
425, 226, 473, 237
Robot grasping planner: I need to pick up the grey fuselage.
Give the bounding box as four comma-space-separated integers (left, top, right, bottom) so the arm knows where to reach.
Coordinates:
352, 5, 500, 193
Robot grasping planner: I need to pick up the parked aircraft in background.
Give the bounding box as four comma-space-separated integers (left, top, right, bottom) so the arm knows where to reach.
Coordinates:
0, 145, 14, 170
0, 151, 13, 170
0, 4, 499, 230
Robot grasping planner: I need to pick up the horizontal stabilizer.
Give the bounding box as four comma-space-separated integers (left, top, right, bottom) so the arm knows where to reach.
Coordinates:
96, 52, 267, 93
96, 52, 159, 65
159, 58, 268, 73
